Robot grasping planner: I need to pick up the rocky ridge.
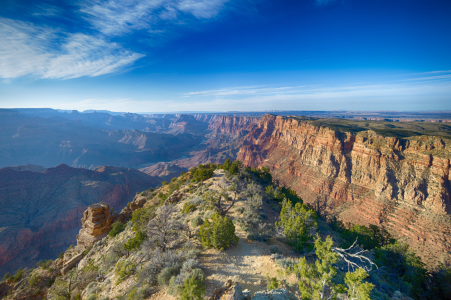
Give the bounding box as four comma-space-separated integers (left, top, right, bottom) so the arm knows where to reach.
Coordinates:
237, 114, 451, 266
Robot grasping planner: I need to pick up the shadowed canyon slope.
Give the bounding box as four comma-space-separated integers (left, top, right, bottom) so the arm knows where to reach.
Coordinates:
238, 114, 451, 266
0, 164, 158, 277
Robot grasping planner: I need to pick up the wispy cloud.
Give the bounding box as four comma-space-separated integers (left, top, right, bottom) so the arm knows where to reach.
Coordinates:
0, 18, 144, 79
81, 0, 230, 36
182, 71, 451, 111
0, 0, 233, 80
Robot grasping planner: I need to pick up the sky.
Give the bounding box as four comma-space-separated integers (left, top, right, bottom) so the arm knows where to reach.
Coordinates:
0, 0, 450, 113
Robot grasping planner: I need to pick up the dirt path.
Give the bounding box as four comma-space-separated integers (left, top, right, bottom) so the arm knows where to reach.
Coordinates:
200, 231, 280, 296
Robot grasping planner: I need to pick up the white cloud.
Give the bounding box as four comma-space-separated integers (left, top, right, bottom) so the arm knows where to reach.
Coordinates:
81, 0, 230, 36
177, 0, 229, 18
0, 18, 144, 79
182, 71, 451, 111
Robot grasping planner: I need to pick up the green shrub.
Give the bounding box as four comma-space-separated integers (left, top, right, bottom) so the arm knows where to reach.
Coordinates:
58, 252, 64, 259
203, 210, 214, 220
29, 274, 39, 286
162, 181, 168, 186
74, 294, 82, 300
192, 165, 214, 183
11, 268, 24, 283
35, 259, 53, 269
182, 203, 196, 214
375, 241, 427, 298
180, 273, 206, 300
46, 278, 55, 287
266, 274, 279, 290
246, 232, 259, 241
198, 212, 239, 250
2, 272, 11, 281
131, 207, 155, 231
276, 200, 318, 252
269, 245, 282, 254
235, 207, 245, 214
83, 245, 93, 256
124, 230, 147, 255
109, 221, 125, 237
190, 216, 204, 227
87, 295, 97, 300
158, 266, 181, 286
115, 260, 136, 285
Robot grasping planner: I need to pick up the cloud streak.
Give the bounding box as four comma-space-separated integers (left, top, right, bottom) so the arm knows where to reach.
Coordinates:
181, 71, 451, 111
0, 18, 144, 79
81, 0, 230, 36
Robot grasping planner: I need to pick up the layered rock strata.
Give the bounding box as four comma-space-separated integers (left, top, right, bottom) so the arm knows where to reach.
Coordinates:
237, 114, 451, 266
76, 203, 114, 248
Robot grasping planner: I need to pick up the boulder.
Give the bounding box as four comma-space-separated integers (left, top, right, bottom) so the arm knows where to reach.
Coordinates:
210, 280, 250, 300
252, 289, 297, 300
166, 190, 183, 204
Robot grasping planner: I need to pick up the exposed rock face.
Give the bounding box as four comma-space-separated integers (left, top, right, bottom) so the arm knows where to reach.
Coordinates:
76, 203, 114, 248
0, 164, 158, 277
237, 114, 451, 266
206, 116, 260, 136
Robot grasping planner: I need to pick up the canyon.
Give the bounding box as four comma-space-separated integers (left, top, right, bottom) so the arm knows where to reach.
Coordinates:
0, 164, 157, 277
2, 108, 451, 277
237, 114, 451, 266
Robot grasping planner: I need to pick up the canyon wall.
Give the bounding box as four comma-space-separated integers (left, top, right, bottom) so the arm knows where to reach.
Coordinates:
237, 114, 451, 266
205, 115, 260, 136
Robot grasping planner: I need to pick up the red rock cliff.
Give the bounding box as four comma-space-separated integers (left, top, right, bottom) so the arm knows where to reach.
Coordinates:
237, 114, 451, 266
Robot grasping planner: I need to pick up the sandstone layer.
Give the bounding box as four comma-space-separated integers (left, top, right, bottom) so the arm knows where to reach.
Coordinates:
237, 114, 451, 266
76, 203, 114, 248
0, 164, 158, 277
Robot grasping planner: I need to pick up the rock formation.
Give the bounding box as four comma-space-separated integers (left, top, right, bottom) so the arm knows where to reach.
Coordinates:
237, 114, 451, 266
76, 203, 114, 248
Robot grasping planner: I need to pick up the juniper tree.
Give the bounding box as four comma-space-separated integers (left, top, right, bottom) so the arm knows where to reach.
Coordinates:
294, 235, 344, 300
198, 212, 238, 250
276, 200, 318, 252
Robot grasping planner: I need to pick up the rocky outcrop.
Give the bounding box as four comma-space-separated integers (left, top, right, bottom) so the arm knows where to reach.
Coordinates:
253, 289, 297, 300
166, 190, 184, 204
237, 114, 451, 266
210, 280, 250, 300
76, 203, 114, 248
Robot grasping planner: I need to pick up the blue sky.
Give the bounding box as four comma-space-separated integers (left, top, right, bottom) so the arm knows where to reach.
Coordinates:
0, 0, 450, 112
